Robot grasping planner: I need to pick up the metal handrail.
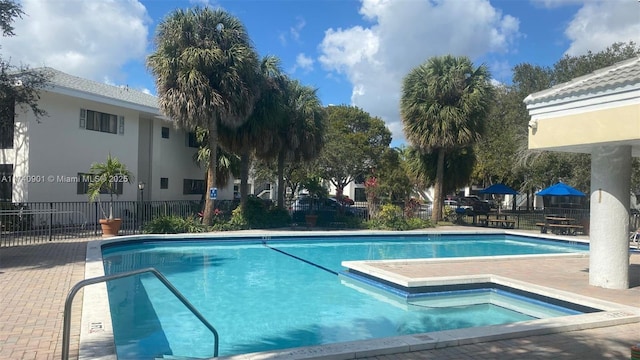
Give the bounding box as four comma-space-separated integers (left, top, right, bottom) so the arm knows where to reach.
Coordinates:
61, 267, 219, 360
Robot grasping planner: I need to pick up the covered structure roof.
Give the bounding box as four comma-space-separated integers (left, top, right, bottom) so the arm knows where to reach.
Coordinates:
525, 56, 640, 156
525, 56, 640, 104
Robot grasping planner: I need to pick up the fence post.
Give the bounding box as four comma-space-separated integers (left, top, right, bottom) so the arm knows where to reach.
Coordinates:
136, 200, 140, 234
94, 202, 99, 236
48, 202, 53, 241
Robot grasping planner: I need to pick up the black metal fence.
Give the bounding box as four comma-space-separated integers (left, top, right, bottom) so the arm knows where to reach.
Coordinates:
4, 198, 638, 247
450, 207, 590, 232
0, 200, 217, 247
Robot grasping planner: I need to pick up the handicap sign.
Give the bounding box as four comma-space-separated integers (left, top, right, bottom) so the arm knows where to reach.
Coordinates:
209, 187, 218, 200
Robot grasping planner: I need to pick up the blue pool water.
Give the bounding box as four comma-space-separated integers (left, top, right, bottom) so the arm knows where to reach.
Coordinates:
101, 234, 589, 359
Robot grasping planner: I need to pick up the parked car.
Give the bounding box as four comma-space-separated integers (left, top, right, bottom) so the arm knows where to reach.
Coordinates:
459, 196, 491, 215
334, 195, 355, 206
444, 199, 457, 207
291, 196, 360, 216
455, 198, 475, 215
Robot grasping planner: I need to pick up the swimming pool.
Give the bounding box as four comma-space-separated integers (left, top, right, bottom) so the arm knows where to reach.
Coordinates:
101, 233, 590, 359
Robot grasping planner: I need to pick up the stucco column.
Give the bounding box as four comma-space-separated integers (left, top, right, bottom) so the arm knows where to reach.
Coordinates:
589, 145, 631, 289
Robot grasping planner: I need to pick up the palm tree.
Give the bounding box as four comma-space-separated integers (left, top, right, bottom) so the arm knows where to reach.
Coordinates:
147, 7, 260, 225
400, 55, 493, 221
404, 146, 476, 198
218, 55, 287, 209
275, 79, 326, 208
192, 126, 240, 191
87, 153, 134, 220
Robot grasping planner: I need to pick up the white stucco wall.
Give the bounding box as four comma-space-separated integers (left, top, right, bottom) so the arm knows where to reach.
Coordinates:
137, 117, 153, 200
149, 121, 204, 201
149, 121, 239, 201
17, 92, 141, 202
6, 90, 240, 204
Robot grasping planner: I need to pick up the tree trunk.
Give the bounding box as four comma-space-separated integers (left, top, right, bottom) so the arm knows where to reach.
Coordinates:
199, 170, 208, 210
277, 149, 286, 208
203, 120, 218, 226
240, 147, 250, 210
432, 149, 445, 222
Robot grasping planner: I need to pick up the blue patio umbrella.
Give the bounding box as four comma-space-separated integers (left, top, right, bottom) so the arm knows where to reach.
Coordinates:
536, 182, 586, 197
480, 183, 519, 213
479, 183, 519, 195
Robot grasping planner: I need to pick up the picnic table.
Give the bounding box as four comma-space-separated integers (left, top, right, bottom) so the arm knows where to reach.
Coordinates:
478, 214, 516, 229
536, 216, 584, 235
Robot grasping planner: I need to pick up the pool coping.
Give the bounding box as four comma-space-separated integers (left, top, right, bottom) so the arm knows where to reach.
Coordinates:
78, 230, 639, 360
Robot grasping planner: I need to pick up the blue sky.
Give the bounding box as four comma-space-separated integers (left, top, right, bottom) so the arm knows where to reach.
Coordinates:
1, 0, 638, 146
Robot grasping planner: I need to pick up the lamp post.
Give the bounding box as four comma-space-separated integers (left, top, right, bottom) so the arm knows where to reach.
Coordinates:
138, 182, 145, 229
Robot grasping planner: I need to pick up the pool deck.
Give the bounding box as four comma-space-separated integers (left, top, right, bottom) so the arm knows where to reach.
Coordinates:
1, 227, 639, 360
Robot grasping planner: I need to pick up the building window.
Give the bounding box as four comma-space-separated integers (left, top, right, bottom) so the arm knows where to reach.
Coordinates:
0, 97, 15, 149
0, 164, 13, 202
187, 132, 199, 148
354, 187, 366, 202
84, 110, 118, 134
183, 179, 204, 195
76, 172, 123, 195
161, 127, 170, 139
160, 177, 169, 189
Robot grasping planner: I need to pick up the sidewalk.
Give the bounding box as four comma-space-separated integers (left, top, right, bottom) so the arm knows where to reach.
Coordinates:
0, 239, 88, 360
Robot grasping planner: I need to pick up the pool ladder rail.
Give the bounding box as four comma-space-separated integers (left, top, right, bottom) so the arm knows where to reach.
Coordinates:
61, 267, 220, 360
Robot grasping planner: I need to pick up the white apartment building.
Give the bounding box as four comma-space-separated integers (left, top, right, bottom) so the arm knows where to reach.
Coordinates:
0, 68, 238, 203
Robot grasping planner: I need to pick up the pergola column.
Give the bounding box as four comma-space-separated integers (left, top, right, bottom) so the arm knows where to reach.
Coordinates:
589, 145, 631, 289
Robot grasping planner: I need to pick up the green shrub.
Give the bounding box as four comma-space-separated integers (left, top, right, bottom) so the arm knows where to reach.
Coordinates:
405, 217, 434, 229
213, 206, 249, 231
334, 214, 364, 229
443, 206, 457, 222
365, 203, 433, 230
266, 207, 291, 228
235, 196, 290, 229
143, 215, 207, 234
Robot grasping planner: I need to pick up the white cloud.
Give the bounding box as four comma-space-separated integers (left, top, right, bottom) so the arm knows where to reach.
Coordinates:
278, 32, 288, 46
564, 0, 640, 56
0, 0, 150, 84
529, 0, 585, 8
295, 53, 314, 72
318, 0, 521, 144
290, 17, 306, 42
280, 16, 306, 46
190, 0, 213, 6
529, 0, 640, 56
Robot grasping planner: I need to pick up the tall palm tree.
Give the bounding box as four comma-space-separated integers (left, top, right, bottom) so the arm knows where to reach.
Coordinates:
219, 55, 287, 209
192, 126, 240, 188
400, 55, 493, 221
404, 146, 476, 197
147, 7, 260, 225
274, 79, 325, 208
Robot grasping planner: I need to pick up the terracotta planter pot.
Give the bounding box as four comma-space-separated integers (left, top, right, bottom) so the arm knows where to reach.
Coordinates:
99, 218, 122, 237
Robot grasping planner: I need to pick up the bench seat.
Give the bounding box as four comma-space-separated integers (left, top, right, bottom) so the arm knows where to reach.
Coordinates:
536, 222, 584, 235
486, 219, 515, 229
